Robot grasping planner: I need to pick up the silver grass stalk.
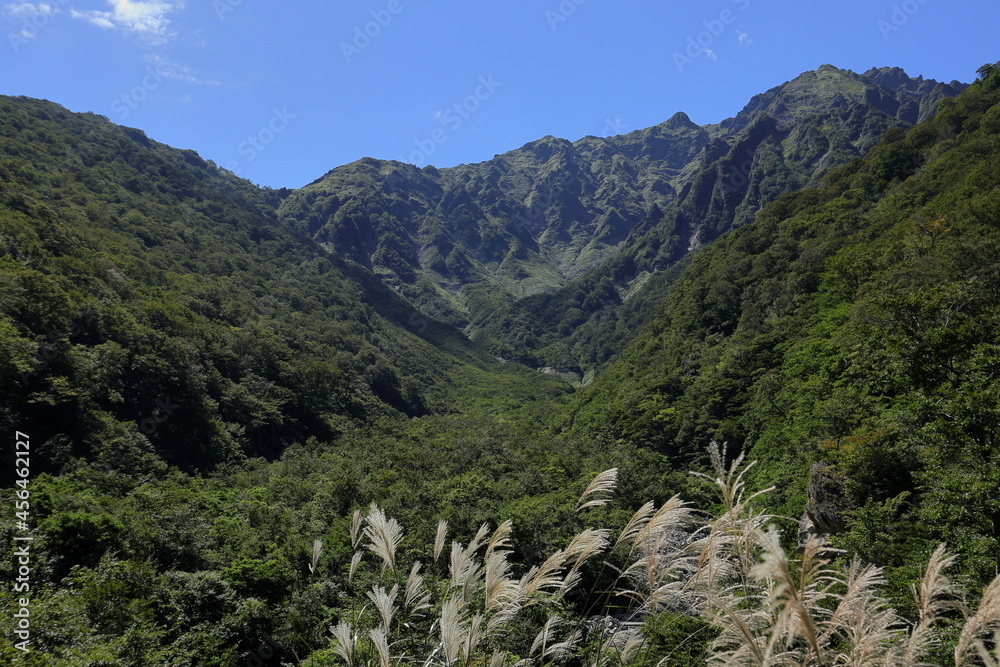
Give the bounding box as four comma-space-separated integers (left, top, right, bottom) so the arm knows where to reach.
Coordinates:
349, 550, 363, 586
441, 597, 466, 666
405, 561, 432, 614
434, 519, 448, 565
955, 572, 1000, 666
530, 615, 564, 657
820, 557, 900, 665
309, 538, 323, 575
485, 544, 521, 613
577, 468, 618, 512
486, 520, 513, 558
351, 509, 363, 549
465, 523, 492, 558
331, 621, 356, 667
616, 501, 655, 549
556, 528, 611, 602
520, 549, 568, 600
750, 529, 832, 663
464, 613, 484, 664
450, 541, 484, 601
903, 544, 958, 665
364, 503, 403, 574
369, 627, 391, 667
368, 583, 399, 633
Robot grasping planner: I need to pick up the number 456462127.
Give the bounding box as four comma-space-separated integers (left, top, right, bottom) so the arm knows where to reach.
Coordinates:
15, 431, 29, 479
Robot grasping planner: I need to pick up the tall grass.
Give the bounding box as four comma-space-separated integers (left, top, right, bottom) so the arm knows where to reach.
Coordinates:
303, 444, 1000, 667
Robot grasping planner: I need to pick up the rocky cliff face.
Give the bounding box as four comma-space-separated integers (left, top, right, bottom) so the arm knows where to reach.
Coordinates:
278, 66, 967, 352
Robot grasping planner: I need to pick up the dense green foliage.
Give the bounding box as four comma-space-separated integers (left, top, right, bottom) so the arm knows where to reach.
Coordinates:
1, 62, 998, 665
568, 62, 1000, 591
281, 67, 965, 376
0, 96, 566, 473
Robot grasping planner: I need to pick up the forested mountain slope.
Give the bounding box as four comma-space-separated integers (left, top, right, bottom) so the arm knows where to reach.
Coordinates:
0, 63, 997, 666
565, 62, 1000, 585
0, 96, 566, 473
373, 65, 964, 374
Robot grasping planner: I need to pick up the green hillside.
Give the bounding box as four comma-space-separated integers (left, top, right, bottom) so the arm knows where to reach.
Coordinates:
566, 62, 1000, 588
1, 62, 999, 665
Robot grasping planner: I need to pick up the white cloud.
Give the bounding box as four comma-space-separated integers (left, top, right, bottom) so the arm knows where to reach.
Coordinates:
142, 53, 222, 86
737, 30, 753, 46
70, 0, 183, 44
4, 2, 60, 19
704, 48, 718, 61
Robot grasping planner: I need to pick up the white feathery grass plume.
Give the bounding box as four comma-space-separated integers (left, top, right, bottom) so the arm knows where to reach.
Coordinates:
368, 583, 399, 633
520, 548, 568, 600
556, 528, 611, 602
369, 627, 391, 667
488, 651, 507, 667
577, 468, 618, 512
564, 528, 611, 571
956, 571, 1000, 666
530, 615, 564, 657
349, 550, 363, 586
486, 520, 513, 558
616, 501, 655, 549
405, 561, 432, 615
464, 613, 485, 664
465, 523, 492, 558
434, 519, 448, 565
543, 630, 582, 661
691, 442, 773, 516
364, 503, 403, 573
440, 597, 466, 666
308, 538, 323, 575
529, 615, 580, 662
331, 621, 357, 667
750, 529, 831, 662
903, 544, 958, 664
351, 509, 363, 549
820, 557, 900, 665
612, 629, 649, 666
450, 540, 484, 601
485, 544, 521, 614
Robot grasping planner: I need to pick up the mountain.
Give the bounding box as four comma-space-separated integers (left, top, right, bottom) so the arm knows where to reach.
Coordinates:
279, 66, 966, 377
0, 95, 567, 473
1, 63, 998, 666
563, 62, 1000, 585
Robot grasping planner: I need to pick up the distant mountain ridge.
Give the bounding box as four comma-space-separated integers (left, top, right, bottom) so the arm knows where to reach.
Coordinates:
279, 67, 966, 351
280, 65, 964, 375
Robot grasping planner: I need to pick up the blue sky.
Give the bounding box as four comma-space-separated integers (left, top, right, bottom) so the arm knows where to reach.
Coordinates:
3, 1, 998, 189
